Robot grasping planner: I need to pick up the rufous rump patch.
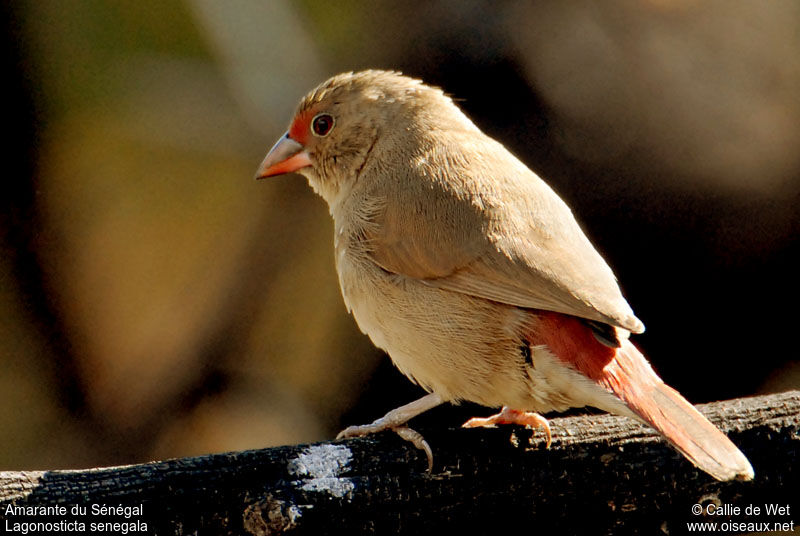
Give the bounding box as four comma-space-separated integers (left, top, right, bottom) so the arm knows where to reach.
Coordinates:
528, 312, 616, 381
529, 311, 657, 422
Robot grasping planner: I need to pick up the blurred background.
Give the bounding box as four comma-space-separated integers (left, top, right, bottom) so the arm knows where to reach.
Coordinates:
1, 0, 797, 470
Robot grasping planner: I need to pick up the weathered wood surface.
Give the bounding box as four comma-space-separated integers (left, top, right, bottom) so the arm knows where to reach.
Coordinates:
1, 391, 798, 535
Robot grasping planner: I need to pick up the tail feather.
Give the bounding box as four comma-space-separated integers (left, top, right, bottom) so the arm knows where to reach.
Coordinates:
533, 312, 754, 481
600, 340, 754, 481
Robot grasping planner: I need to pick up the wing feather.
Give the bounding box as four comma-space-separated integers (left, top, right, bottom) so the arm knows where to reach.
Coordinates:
364, 130, 644, 333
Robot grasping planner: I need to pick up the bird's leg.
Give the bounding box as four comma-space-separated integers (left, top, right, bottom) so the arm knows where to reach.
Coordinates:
337, 392, 443, 472
463, 407, 552, 447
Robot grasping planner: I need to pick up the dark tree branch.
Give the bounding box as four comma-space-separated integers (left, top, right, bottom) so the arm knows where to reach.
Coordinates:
1, 391, 798, 535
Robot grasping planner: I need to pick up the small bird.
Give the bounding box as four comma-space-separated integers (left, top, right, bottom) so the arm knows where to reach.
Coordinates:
255, 70, 753, 481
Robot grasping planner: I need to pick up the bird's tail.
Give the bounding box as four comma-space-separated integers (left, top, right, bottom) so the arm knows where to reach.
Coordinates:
599, 339, 754, 481
531, 312, 754, 481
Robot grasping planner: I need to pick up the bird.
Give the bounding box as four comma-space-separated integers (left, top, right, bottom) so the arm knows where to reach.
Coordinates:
255, 70, 754, 482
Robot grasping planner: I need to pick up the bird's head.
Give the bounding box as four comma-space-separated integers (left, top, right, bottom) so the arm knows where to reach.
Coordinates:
255, 70, 462, 207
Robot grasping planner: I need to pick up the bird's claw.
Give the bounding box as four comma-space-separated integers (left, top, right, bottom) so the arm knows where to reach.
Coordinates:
337, 423, 434, 473
393, 425, 434, 473
463, 407, 552, 448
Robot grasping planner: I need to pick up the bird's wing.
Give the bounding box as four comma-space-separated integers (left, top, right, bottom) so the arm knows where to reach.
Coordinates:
365, 132, 644, 333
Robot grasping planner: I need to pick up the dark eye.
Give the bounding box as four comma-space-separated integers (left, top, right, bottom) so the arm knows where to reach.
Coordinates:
311, 113, 334, 137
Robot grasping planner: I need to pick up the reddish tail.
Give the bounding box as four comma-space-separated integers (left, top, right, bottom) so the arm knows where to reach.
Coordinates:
602, 340, 753, 481
536, 313, 754, 481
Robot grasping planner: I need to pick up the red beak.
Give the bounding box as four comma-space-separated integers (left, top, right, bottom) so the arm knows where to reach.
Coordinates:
255, 133, 312, 179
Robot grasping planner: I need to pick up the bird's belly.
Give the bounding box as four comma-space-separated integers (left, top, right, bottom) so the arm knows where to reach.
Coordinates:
337, 253, 580, 412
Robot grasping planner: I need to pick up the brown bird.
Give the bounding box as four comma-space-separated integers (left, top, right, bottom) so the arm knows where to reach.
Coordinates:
255, 70, 753, 481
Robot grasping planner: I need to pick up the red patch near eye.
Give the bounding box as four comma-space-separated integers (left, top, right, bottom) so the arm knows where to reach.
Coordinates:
289, 110, 312, 145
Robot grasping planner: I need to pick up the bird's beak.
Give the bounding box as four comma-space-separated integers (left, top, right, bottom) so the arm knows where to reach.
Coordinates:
255, 133, 312, 179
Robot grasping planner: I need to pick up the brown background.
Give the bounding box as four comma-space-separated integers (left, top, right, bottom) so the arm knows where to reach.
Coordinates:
1, 0, 797, 470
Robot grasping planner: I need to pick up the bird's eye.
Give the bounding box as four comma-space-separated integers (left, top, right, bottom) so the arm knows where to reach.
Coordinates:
311, 114, 334, 137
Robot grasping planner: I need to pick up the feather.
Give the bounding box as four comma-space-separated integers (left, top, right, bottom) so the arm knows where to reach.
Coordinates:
531, 312, 753, 481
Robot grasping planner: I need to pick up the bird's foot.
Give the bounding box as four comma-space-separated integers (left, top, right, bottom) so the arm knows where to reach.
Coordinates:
337, 422, 433, 472
336, 393, 442, 473
463, 407, 552, 447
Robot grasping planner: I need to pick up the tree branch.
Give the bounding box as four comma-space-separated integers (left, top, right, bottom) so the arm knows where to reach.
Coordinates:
1, 391, 798, 535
